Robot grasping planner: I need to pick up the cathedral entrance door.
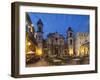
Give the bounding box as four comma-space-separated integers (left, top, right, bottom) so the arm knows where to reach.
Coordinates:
55, 47, 58, 57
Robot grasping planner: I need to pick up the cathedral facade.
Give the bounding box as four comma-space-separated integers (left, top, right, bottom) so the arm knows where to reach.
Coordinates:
46, 32, 65, 58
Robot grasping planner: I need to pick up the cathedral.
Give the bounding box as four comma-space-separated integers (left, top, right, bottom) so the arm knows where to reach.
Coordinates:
46, 32, 65, 58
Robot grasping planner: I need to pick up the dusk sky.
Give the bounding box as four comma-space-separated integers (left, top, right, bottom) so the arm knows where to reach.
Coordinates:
28, 12, 89, 39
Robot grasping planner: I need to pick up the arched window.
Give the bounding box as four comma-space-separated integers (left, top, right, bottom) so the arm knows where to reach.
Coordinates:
70, 32, 72, 37
70, 39, 72, 45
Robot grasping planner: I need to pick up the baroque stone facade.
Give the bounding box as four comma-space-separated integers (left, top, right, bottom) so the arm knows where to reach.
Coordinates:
46, 32, 65, 58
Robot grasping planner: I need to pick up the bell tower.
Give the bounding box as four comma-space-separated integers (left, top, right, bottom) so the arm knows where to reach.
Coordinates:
36, 19, 43, 56
67, 27, 74, 56
37, 19, 43, 33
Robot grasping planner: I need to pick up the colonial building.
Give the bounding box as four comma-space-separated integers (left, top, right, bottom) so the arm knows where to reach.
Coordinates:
26, 13, 35, 34
46, 32, 65, 58
25, 13, 38, 63
67, 27, 75, 56
75, 32, 89, 56
25, 13, 37, 54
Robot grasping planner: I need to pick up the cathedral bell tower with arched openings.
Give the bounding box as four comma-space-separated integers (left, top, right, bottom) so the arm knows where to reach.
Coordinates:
36, 19, 43, 56
67, 27, 74, 56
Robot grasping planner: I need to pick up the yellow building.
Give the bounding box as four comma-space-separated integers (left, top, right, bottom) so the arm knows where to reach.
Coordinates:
25, 13, 41, 64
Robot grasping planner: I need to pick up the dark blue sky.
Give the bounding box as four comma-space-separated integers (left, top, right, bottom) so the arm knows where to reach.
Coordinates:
28, 12, 89, 39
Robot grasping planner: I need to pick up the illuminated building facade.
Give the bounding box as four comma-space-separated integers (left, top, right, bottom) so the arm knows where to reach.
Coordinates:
25, 13, 38, 63
25, 13, 37, 54
75, 32, 89, 56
